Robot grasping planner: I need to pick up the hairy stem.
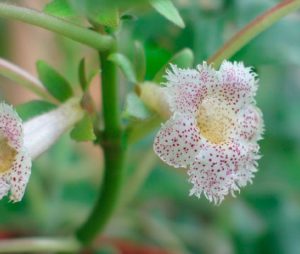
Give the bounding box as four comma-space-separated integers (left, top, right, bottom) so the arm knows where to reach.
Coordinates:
208, 0, 300, 67
76, 46, 126, 245
0, 3, 113, 51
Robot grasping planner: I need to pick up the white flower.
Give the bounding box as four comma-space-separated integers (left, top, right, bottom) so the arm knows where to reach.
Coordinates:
0, 98, 84, 202
153, 61, 264, 204
0, 103, 31, 202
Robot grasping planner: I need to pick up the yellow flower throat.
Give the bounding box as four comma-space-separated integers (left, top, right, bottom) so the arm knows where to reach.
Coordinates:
196, 97, 235, 144
0, 137, 17, 173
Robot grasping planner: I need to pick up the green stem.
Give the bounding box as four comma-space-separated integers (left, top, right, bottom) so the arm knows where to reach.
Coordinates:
0, 3, 113, 51
208, 0, 300, 67
0, 58, 55, 102
76, 45, 126, 245
100, 49, 120, 135
0, 237, 80, 253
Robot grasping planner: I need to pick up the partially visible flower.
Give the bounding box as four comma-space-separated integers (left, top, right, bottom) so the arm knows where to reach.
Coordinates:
153, 61, 264, 204
0, 98, 84, 202
0, 103, 31, 202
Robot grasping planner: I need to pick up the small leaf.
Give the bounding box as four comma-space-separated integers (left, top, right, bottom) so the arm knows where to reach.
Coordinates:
44, 0, 75, 17
16, 100, 57, 121
150, 0, 185, 28
92, 6, 119, 29
78, 58, 88, 92
134, 41, 146, 82
70, 114, 96, 142
123, 92, 152, 120
70, 1, 119, 28
153, 48, 194, 83
37, 60, 74, 102
108, 53, 137, 83
87, 69, 100, 84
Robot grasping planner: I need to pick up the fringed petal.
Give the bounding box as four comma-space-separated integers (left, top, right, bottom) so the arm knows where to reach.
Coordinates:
218, 61, 258, 111
8, 150, 31, 202
0, 103, 23, 151
154, 113, 202, 168
0, 179, 10, 200
234, 105, 264, 142
188, 140, 257, 204
164, 63, 218, 114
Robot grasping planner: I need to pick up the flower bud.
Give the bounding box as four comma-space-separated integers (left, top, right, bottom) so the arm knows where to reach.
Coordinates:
137, 82, 171, 119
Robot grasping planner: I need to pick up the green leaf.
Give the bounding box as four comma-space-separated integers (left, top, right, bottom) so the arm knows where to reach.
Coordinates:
150, 0, 185, 28
92, 7, 119, 29
124, 92, 152, 120
16, 100, 57, 121
144, 44, 172, 80
36, 60, 73, 102
44, 0, 75, 17
108, 53, 137, 83
134, 41, 146, 82
69, 0, 119, 28
78, 58, 89, 92
70, 114, 96, 142
78, 59, 99, 92
153, 48, 194, 83
69, 0, 149, 13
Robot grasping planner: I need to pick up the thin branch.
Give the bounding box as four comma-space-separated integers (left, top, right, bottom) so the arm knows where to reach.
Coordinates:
0, 3, 114, 51
208, 0, 300, 67
0, 58, 55, 102
0, 237, 80, 253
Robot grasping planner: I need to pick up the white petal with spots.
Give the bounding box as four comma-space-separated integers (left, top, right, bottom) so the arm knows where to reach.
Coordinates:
0, 179, 9, 199
0, 103, 23, 150
235, 143, 260, 187
234, 105, 264, 142
0, 103, 31, 203
164, 63, 218, 114
188, 140, 255, 204
154, 113, 202, 168
218, 61, 258, 111
8, 150, 31, 202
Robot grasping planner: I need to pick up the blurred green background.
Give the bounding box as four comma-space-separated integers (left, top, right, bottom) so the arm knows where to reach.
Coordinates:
1, 0, 300, 253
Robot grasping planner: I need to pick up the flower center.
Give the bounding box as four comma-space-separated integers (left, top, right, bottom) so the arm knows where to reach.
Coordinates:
0, 137, 17, 173
196, 97, 235, 144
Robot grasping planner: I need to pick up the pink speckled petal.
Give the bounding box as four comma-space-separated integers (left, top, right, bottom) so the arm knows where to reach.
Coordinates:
0, 179, 9, 200
218, 61, 258, 111
235, 143, 260, 188
154, 114, 202, 168
0, 103, 23, 151
234, 105, 264, 142
164, 63, 218, 114
188, 140, 257, 204
8, 150, 31, 202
